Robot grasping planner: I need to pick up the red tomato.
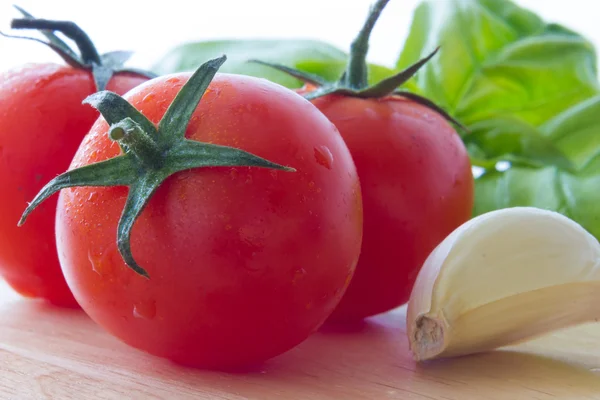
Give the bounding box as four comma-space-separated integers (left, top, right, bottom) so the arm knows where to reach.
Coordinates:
301, 90, 474, 321
53, 73, 363, 368
0, 63, 148, 307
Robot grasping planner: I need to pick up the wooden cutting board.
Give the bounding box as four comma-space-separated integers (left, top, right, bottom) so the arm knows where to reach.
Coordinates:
1, 280, 599, 400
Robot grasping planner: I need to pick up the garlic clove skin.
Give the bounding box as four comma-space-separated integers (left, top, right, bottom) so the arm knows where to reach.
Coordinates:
407, 206, 600, 362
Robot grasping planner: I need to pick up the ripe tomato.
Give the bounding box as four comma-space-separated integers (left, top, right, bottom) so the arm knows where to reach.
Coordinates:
306, 93, 473, 320
254, 0, 474, 321
24, 57, 363, 369
0, 14, 153, 307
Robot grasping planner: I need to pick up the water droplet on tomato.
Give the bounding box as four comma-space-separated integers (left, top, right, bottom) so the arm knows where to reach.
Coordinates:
142, 93, 155, 103
88, 249, 103, 276
133, 300, 156, 320
166, 77, 179, 84
88, 192, 98, 202
314, 145, 333, 170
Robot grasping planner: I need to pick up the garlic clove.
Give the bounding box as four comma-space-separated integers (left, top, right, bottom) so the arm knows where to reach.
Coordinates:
407, 206, 600, 362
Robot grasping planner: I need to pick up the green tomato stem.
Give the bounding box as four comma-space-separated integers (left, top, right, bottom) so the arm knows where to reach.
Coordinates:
6, 8, 156, 91
109, 118, 163, 170
11, 18, 102, 65
345, 0, 390, 90
248, 1, 463, 130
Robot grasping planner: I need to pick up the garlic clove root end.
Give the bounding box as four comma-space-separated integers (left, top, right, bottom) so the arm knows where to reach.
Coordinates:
407, 207, 600, 362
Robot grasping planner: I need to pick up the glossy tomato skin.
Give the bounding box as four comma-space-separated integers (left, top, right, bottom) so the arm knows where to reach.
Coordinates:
0, 64, 148, 307
55, 73, 363, 369
306, 93, 474, 321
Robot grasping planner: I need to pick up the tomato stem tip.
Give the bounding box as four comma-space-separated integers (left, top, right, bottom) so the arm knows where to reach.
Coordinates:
5, 5, 157, 91
109, 118, 164, 169
248, 1, 464, 129
11, 17, 101, 65
109, 127, 126, 141
345, 0, 391, 89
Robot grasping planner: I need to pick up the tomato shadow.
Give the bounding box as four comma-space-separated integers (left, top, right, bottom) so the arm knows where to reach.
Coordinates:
163, 313, 393, 375
161, 305, 399, 374
317, 317, 376, 334
129, 309, 410, 398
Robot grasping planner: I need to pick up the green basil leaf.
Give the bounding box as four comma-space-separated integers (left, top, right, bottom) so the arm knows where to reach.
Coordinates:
539, 95, 600, 171
399, 0, 600, 239
397, 0, 599, 168
474, 157, 600, 240
151, 39, 394, 89
455, 33, 599, 126
473, 92, 600, 239
397, 0, 598, 124
463, 117, 575, 171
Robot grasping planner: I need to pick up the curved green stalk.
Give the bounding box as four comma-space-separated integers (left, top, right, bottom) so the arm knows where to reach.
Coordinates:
248, 0, 463, 130
4, 6, 157, 91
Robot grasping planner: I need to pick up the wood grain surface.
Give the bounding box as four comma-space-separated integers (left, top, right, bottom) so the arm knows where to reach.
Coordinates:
0, 280, 599, 399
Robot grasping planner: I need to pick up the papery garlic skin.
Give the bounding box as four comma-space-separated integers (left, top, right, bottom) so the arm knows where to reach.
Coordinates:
407, 206, 600, 361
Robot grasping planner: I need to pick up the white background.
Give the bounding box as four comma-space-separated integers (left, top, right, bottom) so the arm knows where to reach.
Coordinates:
0, 0, 599, 74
